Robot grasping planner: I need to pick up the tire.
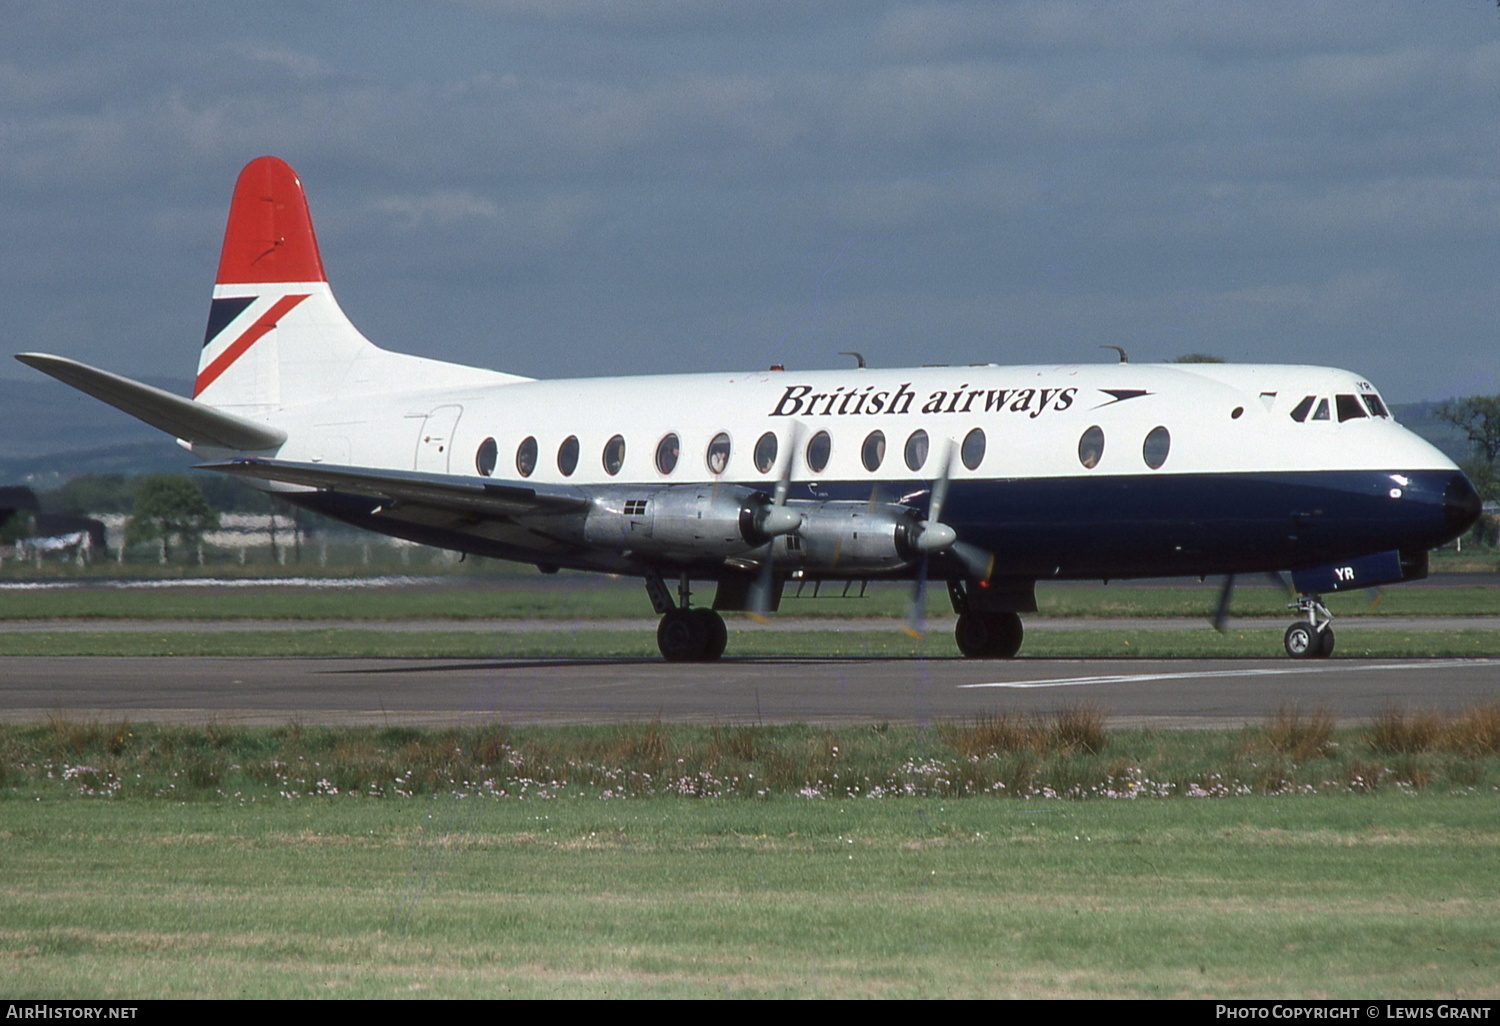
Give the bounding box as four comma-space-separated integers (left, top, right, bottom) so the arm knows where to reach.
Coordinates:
989, 611, 1024, 658
657, 609, 707, 662
692, 608, 728, 661
1284, 622, 1318, 659
955, 612, 993, 658
1316, 625, 1335, 658
956, 611, 1024, 659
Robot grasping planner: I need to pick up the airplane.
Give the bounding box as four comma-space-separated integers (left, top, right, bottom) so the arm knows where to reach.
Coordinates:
17, 156, 1482, 662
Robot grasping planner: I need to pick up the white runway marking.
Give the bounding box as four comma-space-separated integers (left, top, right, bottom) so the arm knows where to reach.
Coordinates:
959, 658, 1500, 689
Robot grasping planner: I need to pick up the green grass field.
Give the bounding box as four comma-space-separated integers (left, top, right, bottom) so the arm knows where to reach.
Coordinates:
2, 795, 1496, 998
3, 713, 1500, 997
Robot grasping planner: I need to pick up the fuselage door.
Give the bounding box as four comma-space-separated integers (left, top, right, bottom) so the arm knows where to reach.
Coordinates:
414, 404, 463, 473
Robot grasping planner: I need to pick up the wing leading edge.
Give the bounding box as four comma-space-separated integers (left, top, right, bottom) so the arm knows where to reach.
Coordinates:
198, 457, 592, 518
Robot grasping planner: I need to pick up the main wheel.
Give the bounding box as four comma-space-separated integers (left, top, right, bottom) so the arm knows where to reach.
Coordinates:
955, 611, 1024, 659
657, 609, 707, 662
1284, 621, 1318, 658
692, 608, 728, 661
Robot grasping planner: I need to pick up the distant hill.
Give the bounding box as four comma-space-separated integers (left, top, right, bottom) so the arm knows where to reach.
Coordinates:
0, 375, 194, 485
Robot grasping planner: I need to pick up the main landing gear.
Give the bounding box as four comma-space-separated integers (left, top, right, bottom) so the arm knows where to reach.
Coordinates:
645, 571, 727, 662
1284, 593, 1334, 659
948, 579, 1028, 659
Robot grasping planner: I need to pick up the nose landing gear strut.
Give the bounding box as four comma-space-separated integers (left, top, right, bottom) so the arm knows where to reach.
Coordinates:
1283, 594, 1334, 659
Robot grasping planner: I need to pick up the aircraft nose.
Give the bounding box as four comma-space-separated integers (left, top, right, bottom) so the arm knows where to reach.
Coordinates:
1443, 472, 1482, 535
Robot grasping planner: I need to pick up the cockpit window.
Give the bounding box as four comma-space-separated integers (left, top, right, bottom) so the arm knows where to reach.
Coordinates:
1290, 396, 1315, 422
1311, 398, 1330, 421
1335, 395, 1367, 422
1362, 394, 1389, 418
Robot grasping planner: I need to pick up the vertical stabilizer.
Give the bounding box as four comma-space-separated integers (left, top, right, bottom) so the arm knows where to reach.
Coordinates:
194, 156, 379, 413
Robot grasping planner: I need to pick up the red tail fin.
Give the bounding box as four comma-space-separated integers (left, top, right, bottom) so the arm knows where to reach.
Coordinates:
215, 156, 326, 285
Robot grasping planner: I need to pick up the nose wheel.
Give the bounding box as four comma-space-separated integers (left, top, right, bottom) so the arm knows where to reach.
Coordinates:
1284, 595, 1334, 659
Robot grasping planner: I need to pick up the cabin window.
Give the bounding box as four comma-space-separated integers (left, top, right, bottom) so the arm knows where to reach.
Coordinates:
1311, 398, 1330, 421
1362, 394, 1389, 418
557, 435, 580, 476
861, 431, 886, 472
1143, 426, 1170, 470
961, 428, 985, 470
706, 432, 732, 475
1078, 426, 1104, 469
1335, 395, 1367, 422
655, 434, 679, 475
1289, 396, 1315, 422
806, 430, 831, 473
475, 437, 498, 477
904, 429, 929, 472
754, 432, 778, 474
603, 435, 626, 476
516, 436, 538, 478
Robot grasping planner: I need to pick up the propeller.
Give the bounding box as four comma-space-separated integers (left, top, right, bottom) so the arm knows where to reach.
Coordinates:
1211, 574, 1236, 633
903, 441, 996, 637
1210, 571, 1297, 632
747, 424, 803, 619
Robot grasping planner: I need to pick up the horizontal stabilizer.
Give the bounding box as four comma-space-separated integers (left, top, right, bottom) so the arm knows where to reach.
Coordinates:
199, 457, 592, 518
15, 353, 287, 451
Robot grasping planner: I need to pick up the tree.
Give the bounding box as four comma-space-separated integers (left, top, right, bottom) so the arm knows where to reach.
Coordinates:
126, 475, 219, 563
1435, 396, 1500, 468
1172, 353, 1226, 363
1436, 397, 1500, 547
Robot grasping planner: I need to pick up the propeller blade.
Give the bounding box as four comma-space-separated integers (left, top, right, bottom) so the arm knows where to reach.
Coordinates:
928, 438, 954, 525
905, 439, 956, 638
748, 422, 803, 621
1211, 574, 1236, 632
950, 541, 995, 582
903, 554, 930, 638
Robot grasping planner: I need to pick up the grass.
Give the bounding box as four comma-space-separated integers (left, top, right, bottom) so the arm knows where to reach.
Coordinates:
3, 625, 1500, 658
0, 794, 1496, 997
0, 577, 1497, 621
7, 709, 1499, 802
3, 717, 1498, 997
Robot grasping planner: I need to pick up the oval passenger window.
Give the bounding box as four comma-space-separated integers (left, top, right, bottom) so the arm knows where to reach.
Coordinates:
1078, 426, 1104, 469
904, 429, 929, 472
1142, 426, 1170, 470
961, 428, 985, 471
557, 435, 580, 476
603, 435, 626, 476
515, 436, 538, 478
475, 437, 498, 477
806, 430, 831, 473
656, 433, 680, 475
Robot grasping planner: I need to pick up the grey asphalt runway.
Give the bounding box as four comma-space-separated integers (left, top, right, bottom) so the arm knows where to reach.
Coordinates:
4, 653, 1497, 727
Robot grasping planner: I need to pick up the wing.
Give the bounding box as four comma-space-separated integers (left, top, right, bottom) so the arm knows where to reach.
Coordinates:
198, 457, 591, 518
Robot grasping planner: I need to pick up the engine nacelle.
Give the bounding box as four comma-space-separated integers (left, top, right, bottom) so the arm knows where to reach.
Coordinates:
774, 501, 921, 574
575, 484, 769, 562
545, 487, 923, 575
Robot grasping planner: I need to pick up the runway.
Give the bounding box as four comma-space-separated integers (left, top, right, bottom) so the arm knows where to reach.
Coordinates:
4, 654, 1497, 727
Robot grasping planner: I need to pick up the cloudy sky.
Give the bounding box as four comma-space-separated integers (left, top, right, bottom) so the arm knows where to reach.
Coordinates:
4, 1, 1498, 402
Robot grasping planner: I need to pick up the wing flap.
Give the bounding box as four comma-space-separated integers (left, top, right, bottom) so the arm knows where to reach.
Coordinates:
198, 457, 591, 518
16, 352, 287, 451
